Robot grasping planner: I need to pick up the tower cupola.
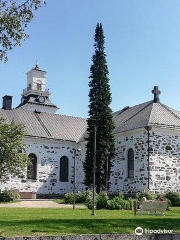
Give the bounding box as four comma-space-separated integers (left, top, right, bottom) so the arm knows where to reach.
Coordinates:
16, 63, 59, 114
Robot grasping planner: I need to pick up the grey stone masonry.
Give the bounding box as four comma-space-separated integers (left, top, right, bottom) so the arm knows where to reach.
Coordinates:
0, 234, 180, 240
149, 127, 180, 194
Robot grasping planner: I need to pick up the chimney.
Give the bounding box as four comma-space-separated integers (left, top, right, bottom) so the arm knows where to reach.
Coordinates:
2, 95, 12, 110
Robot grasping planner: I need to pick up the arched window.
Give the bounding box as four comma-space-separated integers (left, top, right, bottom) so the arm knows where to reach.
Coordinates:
128, 148, 134, 178
27, 153, 37, 180
37, 80, 42, 91
60, 156, 69, 182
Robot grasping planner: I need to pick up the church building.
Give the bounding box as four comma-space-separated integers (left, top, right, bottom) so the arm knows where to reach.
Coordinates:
0, 64, 180, 197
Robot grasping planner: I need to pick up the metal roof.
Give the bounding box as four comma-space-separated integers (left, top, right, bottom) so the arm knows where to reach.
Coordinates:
0, 108, 87, 143
113, 101, 180, 133
1, 100, 180, 142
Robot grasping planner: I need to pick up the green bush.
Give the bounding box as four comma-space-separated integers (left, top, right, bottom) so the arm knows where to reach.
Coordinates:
135, 191, 154, 202
164, 191, 180, 207
135, 191, 154, 208
107, 198, 122, 210
85, 198, 93, 210
64, 192, 74, 203
83, 189, 92, 201
0, 190, 20, 202
64, 190, 93, 204
96, 191, 109, 209
75, 191, 86, 203
118, 192, 124, 200
121, 199, 131, 210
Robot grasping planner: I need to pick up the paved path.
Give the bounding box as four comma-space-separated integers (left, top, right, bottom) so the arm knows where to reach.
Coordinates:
0, 201, 85, 208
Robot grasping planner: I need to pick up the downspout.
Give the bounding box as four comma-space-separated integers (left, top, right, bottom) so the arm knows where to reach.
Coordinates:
144, 126, 152, 190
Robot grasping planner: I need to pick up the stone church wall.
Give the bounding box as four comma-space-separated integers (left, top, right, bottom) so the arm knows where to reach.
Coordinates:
109, 128, 149, 194
149, 127, 180, 194
1, 127, 180, 196
0, 137, 85, 195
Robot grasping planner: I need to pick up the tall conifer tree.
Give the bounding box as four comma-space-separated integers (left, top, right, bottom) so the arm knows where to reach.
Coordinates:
84, 23, 115, 193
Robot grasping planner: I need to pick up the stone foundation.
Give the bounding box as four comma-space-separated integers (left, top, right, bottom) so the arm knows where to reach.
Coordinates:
0, 234, 179, 240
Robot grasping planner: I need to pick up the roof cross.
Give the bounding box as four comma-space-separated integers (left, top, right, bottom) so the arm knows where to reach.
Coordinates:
152, 86, 161, 103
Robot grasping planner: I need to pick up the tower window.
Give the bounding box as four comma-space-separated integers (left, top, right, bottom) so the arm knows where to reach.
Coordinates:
60, 156, 69, 182
27, 153, 37, 180
37, 83, 42, 91
128, 148, 134, 178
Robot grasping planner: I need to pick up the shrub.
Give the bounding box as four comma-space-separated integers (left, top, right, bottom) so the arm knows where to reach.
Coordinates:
85, 198, 93, 210
164, 191, 180, 207
107, 198, 122, 210
75, 191, 86, 203
135, 191, 154, 202
135, 190, 154, 208
96, 191, 109, 209
83, 189, 92, 201
64, 190, 93, 204
121, 199, 131, 210
64, 192, 83, 204
118, 192, 124, 200
0, 190, 20, 202
64, 192, 74, 204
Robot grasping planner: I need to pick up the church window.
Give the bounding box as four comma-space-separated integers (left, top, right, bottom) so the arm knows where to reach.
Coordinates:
166, 146, 172, 151
27, 153, 37, 180
128, 148, 134, 178
37, 80, 42, 91
60, 156, 69, 182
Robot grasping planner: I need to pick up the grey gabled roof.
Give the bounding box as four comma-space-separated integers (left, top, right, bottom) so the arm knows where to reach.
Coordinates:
0, 108, 87, 143
113, 101, 180, 134
1, 100, 180, 143
113, 101, 153, 133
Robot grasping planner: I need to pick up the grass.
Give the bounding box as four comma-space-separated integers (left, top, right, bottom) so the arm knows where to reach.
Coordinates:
54, 199, 64, 204
0, 200, 20, 204
0, 207, 179, 237
54, 199, 85, 206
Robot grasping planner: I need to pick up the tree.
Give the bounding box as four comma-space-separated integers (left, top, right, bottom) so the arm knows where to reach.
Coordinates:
0, 117, 29, 180
0, 0, 45, 62
84, 23, 115, 193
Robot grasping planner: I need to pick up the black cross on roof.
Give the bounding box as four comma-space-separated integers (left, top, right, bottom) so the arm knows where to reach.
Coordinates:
152, 86, 161, 103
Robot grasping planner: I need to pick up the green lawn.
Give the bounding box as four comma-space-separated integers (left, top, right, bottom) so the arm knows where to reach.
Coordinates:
0, 201, 20, 204
54, 199, 85, 206
0, 207, 179, 237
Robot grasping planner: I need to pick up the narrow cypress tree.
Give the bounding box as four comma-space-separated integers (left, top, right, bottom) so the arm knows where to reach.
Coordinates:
84, 23, 115, 193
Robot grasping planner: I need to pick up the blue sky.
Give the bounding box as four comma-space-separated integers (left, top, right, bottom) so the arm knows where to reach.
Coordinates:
1, 0, 180, 117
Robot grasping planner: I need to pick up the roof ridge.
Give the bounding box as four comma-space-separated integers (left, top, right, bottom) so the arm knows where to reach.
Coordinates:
160, 103, 180, 121
123, 101, 153, 124
11, 107, 87, 120
113, 100, 152, 115
34, 112, 52, 137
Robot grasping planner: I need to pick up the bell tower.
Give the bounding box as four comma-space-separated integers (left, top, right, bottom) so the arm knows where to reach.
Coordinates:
26, 62, 47, 94
16, 63, 59, 113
